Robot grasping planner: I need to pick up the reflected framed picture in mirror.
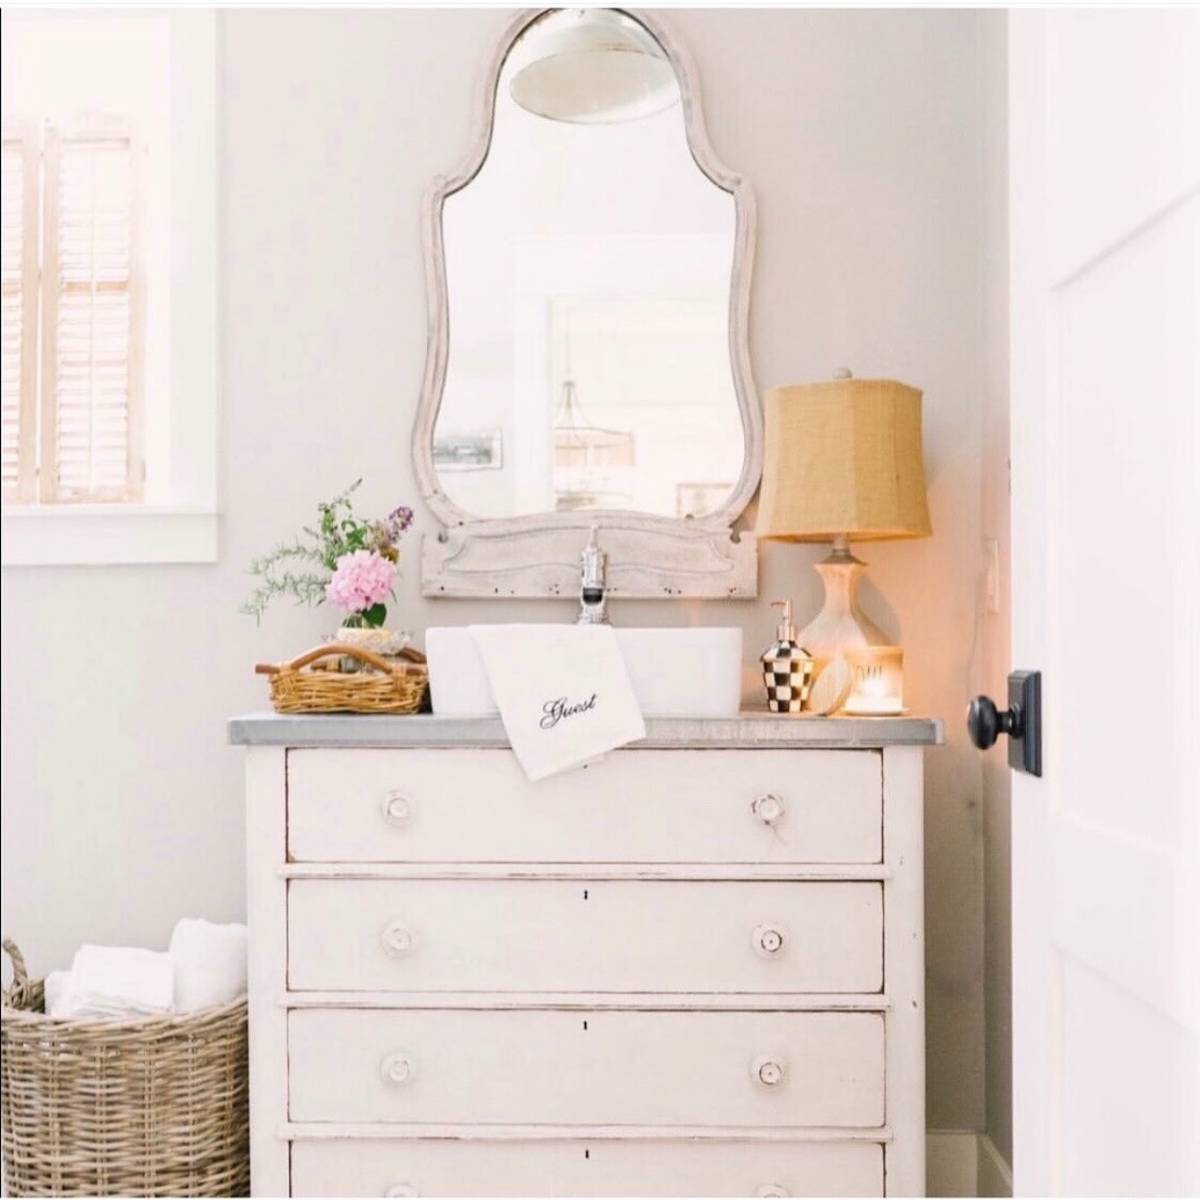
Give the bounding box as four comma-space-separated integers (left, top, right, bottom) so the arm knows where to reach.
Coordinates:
676, 482, 735, 521
432, 431, 503, 472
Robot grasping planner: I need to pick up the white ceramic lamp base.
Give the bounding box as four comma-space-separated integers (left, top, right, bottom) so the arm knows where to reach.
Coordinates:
796, 537, 889, 672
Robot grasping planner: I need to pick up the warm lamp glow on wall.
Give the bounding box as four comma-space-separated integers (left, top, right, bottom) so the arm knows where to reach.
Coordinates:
755, 371, 932, 706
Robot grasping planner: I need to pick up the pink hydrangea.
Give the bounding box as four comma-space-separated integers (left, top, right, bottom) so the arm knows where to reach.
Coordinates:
325, 549, 396, 614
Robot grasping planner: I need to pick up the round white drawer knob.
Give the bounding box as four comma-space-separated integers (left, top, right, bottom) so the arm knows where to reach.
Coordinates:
753, 1057, 786, 1087
385, 1185, 418, 1198
381, 791, 414, 826
756, 1186, 789, 1198
753, 924, 786, 957
380, 1053, 416, 1086
381, 920, 417, 957
751, 793, 785, 826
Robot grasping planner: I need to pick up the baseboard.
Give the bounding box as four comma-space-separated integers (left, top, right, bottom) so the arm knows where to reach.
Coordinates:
927, 1131, 978, 1197
926, 1131, 1013, 1198
976, 1133, 1014, 1197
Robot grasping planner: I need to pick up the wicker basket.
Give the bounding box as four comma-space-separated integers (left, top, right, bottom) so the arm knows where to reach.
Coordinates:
0, 939, 249, 1198
256, 641, 429, 714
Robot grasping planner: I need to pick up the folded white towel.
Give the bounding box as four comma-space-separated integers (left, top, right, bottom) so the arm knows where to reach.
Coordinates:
169, 918, 247, 1013
66, 944, 174, 1019
469, 623, 646, 781
43, 969, 74, 1018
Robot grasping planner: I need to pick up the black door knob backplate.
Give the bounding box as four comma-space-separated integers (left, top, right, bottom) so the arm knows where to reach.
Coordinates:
966, 671, 1042, 776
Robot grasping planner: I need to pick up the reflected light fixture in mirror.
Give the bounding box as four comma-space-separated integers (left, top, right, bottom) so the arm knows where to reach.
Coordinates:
509, 9, 680, 125
553, 316, 636, 512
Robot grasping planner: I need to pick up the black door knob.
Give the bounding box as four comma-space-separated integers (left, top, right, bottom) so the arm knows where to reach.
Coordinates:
967, 694, 1024, 750
968, 672, 1042, 776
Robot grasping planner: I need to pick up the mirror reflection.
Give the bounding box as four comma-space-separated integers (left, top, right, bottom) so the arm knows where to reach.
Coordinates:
434, 8, 745, 520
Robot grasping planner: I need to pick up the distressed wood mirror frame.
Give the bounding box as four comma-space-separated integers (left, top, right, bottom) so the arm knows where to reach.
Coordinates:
415, 8, 761, 599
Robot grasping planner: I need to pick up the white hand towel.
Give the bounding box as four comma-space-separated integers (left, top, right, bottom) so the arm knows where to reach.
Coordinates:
469, 624, 646, 781
67, 944, 174, 1018
169, 919, 248, 1013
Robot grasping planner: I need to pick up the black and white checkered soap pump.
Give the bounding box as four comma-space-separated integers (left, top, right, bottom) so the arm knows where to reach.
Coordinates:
761, 600, 815, 714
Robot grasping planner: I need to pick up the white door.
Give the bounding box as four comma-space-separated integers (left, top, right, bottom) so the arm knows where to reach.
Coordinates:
1008, 10, 1200, 1196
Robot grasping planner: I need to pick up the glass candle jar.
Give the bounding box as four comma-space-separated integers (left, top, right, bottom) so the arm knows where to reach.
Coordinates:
842, 645, 904, 715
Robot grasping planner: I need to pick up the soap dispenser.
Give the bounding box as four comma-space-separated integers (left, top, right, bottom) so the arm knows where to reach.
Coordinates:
761, 600, 815, 714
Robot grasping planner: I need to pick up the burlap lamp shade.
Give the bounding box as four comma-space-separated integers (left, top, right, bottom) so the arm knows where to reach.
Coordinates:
756, 375, 932, 679
756, 378, 932, 542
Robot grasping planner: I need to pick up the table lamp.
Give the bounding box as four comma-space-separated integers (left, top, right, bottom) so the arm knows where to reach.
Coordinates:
755, 371, 932, 670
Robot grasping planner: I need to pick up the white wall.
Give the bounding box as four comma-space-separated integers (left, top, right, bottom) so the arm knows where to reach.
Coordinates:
0, 8, 1000, 1136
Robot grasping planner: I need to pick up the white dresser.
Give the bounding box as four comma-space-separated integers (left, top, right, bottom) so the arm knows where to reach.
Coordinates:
230, 713, 941, 1198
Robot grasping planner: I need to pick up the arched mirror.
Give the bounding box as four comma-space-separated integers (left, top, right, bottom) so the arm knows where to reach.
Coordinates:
416, 8, 760, 597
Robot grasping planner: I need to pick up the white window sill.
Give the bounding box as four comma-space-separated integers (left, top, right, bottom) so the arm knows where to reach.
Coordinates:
2, 504, 219, 566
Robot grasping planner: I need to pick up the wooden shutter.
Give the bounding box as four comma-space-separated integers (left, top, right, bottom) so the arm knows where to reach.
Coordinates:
1, 124, 39, 502
41, 118, 144, 502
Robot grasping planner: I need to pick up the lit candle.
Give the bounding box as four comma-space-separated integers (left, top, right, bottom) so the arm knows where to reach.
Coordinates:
843, 646, 904, 715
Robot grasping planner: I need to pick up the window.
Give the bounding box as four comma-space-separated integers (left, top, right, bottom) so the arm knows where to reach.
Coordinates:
1, 12, 217, 564
3, 116, 143, 503
1, 127, 37, 500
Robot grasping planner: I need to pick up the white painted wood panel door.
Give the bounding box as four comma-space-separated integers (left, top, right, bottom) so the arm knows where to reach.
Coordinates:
1008, 10, 1200, 1195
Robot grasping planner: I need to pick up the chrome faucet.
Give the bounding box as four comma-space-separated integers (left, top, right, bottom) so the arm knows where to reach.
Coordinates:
577, 526, 610, 625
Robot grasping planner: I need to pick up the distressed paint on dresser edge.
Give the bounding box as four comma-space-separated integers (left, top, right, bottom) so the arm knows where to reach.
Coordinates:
245, 746, 290, 1196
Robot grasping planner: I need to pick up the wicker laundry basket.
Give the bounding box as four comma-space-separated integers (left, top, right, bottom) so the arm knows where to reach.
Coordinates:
0, 939, 249, 1197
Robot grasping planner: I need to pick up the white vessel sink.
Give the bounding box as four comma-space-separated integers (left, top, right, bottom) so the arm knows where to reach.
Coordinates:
426, 626, 743, 718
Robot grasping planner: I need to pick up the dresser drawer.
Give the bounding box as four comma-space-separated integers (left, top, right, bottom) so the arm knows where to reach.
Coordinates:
288, 879, 881, 993
288, 1010, 885, 1127
290, 1137, 885, 1197
287, 749, 882, 864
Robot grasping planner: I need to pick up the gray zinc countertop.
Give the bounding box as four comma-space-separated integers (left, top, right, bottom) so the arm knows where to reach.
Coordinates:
228, 711, 944, 749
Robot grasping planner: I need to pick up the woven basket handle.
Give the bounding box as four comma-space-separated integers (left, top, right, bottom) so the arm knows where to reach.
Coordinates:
2, 937, 29, 996
255, 642, 410, 677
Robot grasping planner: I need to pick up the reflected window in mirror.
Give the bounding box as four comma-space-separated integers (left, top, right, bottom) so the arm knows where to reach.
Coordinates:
434, 8, 745, 522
